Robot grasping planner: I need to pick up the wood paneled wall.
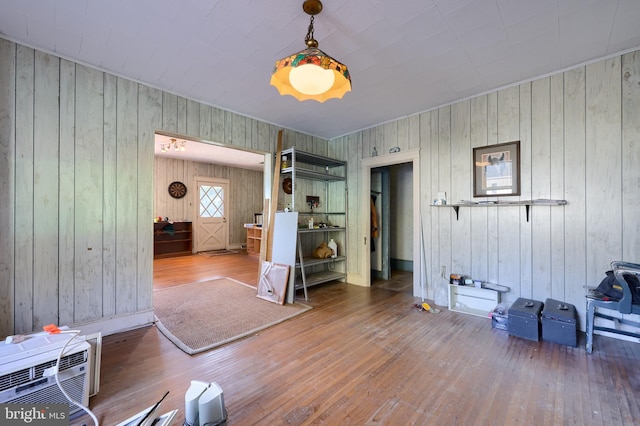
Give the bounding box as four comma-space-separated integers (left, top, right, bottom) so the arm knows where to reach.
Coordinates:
154, 157, 264, 247
333, 49, 640, 329
0, 38, 327, 337
1, 34, 638, 337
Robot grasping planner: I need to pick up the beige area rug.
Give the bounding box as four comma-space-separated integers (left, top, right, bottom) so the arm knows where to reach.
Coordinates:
153, 278, 311, 355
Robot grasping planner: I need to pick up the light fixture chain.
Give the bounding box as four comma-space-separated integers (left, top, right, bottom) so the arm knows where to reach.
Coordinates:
305, 15, 315, 44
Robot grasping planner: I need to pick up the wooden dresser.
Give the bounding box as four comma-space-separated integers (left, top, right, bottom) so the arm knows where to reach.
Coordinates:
153, 221, 193, 259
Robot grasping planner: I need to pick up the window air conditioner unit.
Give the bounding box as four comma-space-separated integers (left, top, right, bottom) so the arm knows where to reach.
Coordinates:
0, 332, 91, 416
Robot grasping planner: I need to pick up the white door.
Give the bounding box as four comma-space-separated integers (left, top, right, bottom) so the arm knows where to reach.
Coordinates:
195, 177, 229, 252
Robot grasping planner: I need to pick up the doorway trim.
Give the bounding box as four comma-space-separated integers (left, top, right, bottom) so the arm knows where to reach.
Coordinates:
360, 149, 421, 297
153, 130, 272, 253
193, 176, 230, 252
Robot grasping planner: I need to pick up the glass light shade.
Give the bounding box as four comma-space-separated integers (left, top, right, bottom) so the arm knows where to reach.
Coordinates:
289, 64, 335, 95
270, 47, 351, 102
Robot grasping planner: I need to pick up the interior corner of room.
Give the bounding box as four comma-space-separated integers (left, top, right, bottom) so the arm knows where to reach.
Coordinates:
1, 1, 640, 424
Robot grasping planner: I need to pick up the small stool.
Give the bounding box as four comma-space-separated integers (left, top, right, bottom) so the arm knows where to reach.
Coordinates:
585, 261, 640, 353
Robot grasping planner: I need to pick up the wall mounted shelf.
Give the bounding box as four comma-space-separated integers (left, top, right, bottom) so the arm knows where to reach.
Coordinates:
432, 199, 567, 222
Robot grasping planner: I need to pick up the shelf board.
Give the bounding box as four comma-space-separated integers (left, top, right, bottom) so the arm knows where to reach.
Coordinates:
281, 167, 346, 181
154, 231, 191, 236
154, 238, 192, 243
296, 212, 346, 216
154, 221, 192, 225
295, 270, 346, 290
432, 199, 567, 207
295, 255, 346, 268
433, 199, 567, 221
297, 227, 346, 234
281, 147, 346, 169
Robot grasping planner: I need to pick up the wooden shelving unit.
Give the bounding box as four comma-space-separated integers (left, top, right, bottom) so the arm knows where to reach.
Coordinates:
153, 221, 192, 259
245, 224, 262, 256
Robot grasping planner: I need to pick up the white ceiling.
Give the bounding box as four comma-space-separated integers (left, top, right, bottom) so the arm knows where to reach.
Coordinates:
154, 133, 265, 170
2, 0, 640, 144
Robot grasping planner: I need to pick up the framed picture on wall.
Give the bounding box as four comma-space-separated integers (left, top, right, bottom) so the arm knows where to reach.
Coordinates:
473, 141, 520, 197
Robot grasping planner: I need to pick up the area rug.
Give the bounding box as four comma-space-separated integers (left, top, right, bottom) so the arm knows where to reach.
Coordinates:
198, 249, 241, 256
153, 278, 311, 355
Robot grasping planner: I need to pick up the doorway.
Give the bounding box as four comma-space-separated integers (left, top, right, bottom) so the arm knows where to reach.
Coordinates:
194, 177, 229, 251
371, 163, 414, 293
361, 150, 422, 297
153, 131, 271, 252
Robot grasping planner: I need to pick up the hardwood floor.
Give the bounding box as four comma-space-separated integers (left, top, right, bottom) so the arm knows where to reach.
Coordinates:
74, 254, 640, 425
152, 252, 261, 289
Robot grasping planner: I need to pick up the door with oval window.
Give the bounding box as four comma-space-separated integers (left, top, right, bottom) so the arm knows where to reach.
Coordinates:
195, 177, 229, 252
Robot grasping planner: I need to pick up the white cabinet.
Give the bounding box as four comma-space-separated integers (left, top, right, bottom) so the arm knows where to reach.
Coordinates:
448, 284, 499, 318
280, 148, 347, 300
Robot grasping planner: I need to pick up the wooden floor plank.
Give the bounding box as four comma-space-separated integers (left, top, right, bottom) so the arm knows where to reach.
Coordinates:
73, 254, 640, 425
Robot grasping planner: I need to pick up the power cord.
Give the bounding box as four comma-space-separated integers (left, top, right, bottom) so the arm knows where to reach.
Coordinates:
44, 328, 99, 426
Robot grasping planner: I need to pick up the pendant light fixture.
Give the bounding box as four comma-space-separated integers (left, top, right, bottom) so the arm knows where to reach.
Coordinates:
270, 0, 351, 102
160, 138, 186, 153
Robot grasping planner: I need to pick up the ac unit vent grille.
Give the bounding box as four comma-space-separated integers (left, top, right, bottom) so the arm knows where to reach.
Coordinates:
0, 368, 31, 393
34, 359, 57, 379
57, 351, 86, 371
0, 351, 87, 392
8, 374, 85, 413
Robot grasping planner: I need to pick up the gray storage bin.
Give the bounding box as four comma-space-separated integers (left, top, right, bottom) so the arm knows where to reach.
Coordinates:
508, 298, 543, 341
541, 298, 577, 347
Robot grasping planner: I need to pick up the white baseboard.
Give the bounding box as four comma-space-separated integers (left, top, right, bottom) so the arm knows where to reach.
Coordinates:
75, 309, 155, 337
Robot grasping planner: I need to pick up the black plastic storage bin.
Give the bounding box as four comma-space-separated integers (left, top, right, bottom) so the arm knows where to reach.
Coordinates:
541, 298, 578, 347
508, 298, 543, 341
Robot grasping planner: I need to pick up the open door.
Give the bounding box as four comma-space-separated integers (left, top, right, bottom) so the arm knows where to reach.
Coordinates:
371, 167, 391, 280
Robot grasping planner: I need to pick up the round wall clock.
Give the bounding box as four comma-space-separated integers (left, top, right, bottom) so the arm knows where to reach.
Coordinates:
168, 181, 187, 199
